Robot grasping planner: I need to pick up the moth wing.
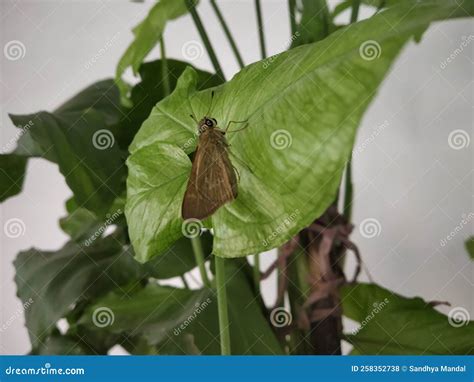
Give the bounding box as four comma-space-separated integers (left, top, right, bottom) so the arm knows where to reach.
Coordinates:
182, 133, 237, 220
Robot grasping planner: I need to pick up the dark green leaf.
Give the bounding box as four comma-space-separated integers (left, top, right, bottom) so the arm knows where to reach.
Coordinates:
0, 154, 27, 202
291, 0, 331, 47
465, 237, 474, 260
14, 237, 143, 346
341, 283, 474, 355
127, 0, 473, 261
115, 0, 198, 105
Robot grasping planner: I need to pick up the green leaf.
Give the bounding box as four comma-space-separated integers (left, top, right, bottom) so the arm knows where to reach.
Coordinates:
10, 79, 126, 216
127, 0, 473, 261
341, 283, 474, 355
31, 331, 90, 355
291, 0, 331, 47
0, 154, 27, 202
465, 237, 474, 260
14, 237, 143, 347
78, 258, 283, 355
116, 59, 222, 150
145, 232, 213, 279
115, 0, 198, 105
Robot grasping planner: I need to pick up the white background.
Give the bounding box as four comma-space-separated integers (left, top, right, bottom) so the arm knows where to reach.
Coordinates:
1, 0, 472, 354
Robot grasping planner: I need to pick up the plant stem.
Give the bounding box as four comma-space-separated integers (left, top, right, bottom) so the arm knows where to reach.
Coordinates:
180, 275, 190, 289
253, 254, 260, 294
215, 255, 231, 355
186, 0, 225, 80
343, 157, 353, 221
350, 0, 360, 23
159, 36, 171, 97
254, 0, 267, 59
191, 237, 210, 288
210, 0, 245, 69
288, 0, 297, 36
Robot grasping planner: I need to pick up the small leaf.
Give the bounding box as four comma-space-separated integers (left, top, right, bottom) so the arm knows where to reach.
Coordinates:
0, 154, 27, 202
127, 0, 473, 260
341, 283, 474, 355
115, 0, 198, 105
465, 237, 474, 260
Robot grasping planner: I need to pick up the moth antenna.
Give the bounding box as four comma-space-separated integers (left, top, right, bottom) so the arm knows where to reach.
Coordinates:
189, 114, 198, 123
205, 91, 215, 117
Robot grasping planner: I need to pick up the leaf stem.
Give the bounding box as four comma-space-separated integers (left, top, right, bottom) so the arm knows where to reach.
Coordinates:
343, 157, 353, 221
254, 0, 267, 59
214, 255, 231, 355
350, 0, 360, 23
186, 0, 226, 81
191, 237, 210, 288
159, 36, 171, 96
288, 0, 297, 36
253, 254, 260, 294
210, 0, 245, 69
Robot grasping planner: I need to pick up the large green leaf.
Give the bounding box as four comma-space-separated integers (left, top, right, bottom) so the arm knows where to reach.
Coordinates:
0, 154, 27, 202
10, 80, 126, 216
115, 0, 197, 105
341, 283, 474, 355
14, 236, 143, 347
78, 258, 283, 355
126, 0, 473, 261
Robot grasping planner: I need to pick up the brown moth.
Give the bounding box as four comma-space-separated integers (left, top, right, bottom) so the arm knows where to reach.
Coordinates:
182, 96, 247, 220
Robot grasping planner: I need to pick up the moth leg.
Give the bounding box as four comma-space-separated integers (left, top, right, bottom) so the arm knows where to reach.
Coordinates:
225, 119, 249, 133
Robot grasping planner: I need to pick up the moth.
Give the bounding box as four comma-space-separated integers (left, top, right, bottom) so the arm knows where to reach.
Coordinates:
182, 94, 247, 220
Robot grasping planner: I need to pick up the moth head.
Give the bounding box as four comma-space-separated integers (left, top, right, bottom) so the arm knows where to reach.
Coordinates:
199, 117, 217, 132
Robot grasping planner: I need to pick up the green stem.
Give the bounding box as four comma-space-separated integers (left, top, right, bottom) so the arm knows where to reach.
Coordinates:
180, 275, 190, 289
215, 256, 231, 355
191, 237, 210, 288
210, 0, 245, 69
159, 36, 170, 97
254, 0, 267, 59
253, 254, 260, 294
343, 157, 353, 221
186, 0, 225, 80
288, 0, 297, 36
350, 0, 360, 23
